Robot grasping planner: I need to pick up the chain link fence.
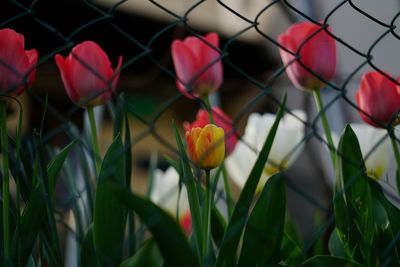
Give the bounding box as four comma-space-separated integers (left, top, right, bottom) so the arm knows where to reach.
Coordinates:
2, 0, 400, 265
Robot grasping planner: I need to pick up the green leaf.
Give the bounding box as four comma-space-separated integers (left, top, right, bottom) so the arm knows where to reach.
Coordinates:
119, 239, 163, 267
238, 173, 286, 266
211, 206, 227, 248
284, 214, 302, 248
328, 228, 348, 259
297, 255, 363, 267
93, 135, 127, 266
12, 142, 74, 266
47, 141, 76, 195
173, 122, 203, 256
80, 225, 99, 267
216, 95, 287, 267
280, 233, 305, 266
369, 180, 400, 266
112, 185, 199, 267
124, 113, 135, 255
333, 125, 374, 264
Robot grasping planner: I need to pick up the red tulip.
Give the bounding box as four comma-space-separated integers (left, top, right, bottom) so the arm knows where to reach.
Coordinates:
55, 41, 122, 106
0, 28, 38, 96
278, 22, 336, 91
180, 211, 192, 236
171, 32, 223, 99
184, 107, 238, 155
355, 71, 400, 127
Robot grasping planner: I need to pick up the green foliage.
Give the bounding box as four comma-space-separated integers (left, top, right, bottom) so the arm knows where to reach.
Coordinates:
238, 173, 286, 266
333, 125, 374, 264
11, 141, 75, 266
113, 185, 199, 267
119, 239, 163, 267
93, 135, 127, 266
216, 95, 286, 267
80, 225, 99, 267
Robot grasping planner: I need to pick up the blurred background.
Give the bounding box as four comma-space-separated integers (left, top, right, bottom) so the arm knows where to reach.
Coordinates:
2, 0, 400, 250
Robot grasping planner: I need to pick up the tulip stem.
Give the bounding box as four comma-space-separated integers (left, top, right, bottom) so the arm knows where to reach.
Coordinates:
202, 96, 233, 217
203, 170, 212, 266
202, 96, 215, 124
87, 105, 101, 175
390, 134, 400, 166
1, 101, 10, 262
313, 90, 336, 168
221, 163, 233, 217
389, 132, 400, 188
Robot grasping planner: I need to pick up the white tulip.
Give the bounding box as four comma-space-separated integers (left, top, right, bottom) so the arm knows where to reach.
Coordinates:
225, 110, 306, 190
150, 166, 190, 218
336, 123, 391, 180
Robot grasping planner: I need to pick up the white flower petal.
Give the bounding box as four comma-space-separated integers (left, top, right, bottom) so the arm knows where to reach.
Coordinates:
226, 110, 306, 189
350, 123, 390, 179
150, 166, 189, 216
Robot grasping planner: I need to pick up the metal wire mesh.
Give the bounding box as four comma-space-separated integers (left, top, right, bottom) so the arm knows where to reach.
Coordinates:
2, 0, 400, 265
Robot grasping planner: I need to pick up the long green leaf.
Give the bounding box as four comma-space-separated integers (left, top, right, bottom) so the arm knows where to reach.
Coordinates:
211, 206, 227, 248
334, 125, 374, 264
298, 255, 363, 267
238, 173, 286, 266
369, 180, 400, 266
12, 141, 75, 266
112, 185, 199, 267
119, 239, 163, 267
173, 122, 203, 256
93, 135, 127, 266
216, 95, 286, 267
48, 141, 76, 195
280, 233, 305, 266
80, 225, 99, 267
328, 228, 348, 259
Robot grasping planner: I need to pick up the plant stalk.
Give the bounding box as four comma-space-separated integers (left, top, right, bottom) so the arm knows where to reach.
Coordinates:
313, 90, 336, 168
87, 106, 101, 175
203, 170, 212, 266
1, 101, 10, 262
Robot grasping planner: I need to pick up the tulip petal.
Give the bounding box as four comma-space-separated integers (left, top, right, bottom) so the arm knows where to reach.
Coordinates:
278, 22, 336, 91
356, 71, 400, 127
226, 110, 306, 189
195, 124, 225, 169
55, 54, 79, 103
350, 123, 390, 179
301, 27, 336, 85
0, 28, 35, 94
171, 40, 199, 98
196, 33, 223, 92
68, 41, 113, 103
171, 32, 223, 98
55, 41, 121, 106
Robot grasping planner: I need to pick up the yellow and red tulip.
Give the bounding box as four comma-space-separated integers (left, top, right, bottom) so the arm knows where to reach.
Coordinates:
186, 124, 225, 170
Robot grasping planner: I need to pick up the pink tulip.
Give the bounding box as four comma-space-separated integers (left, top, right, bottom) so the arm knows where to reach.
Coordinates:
171, 32, 223, 99
0, 28, 38, 96
55, 41, 122, 106
278, 22, 336, 91
355, 71, 400, 127
184, 107, 238, 155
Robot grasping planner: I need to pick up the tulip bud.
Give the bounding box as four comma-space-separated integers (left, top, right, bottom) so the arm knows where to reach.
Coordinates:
355, 71, 400, 128
0, 28, 38, 96
55, 41, 122, 107
186, 124, 225, 170
171, 32, 223, 99
278, 22, 336, 91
